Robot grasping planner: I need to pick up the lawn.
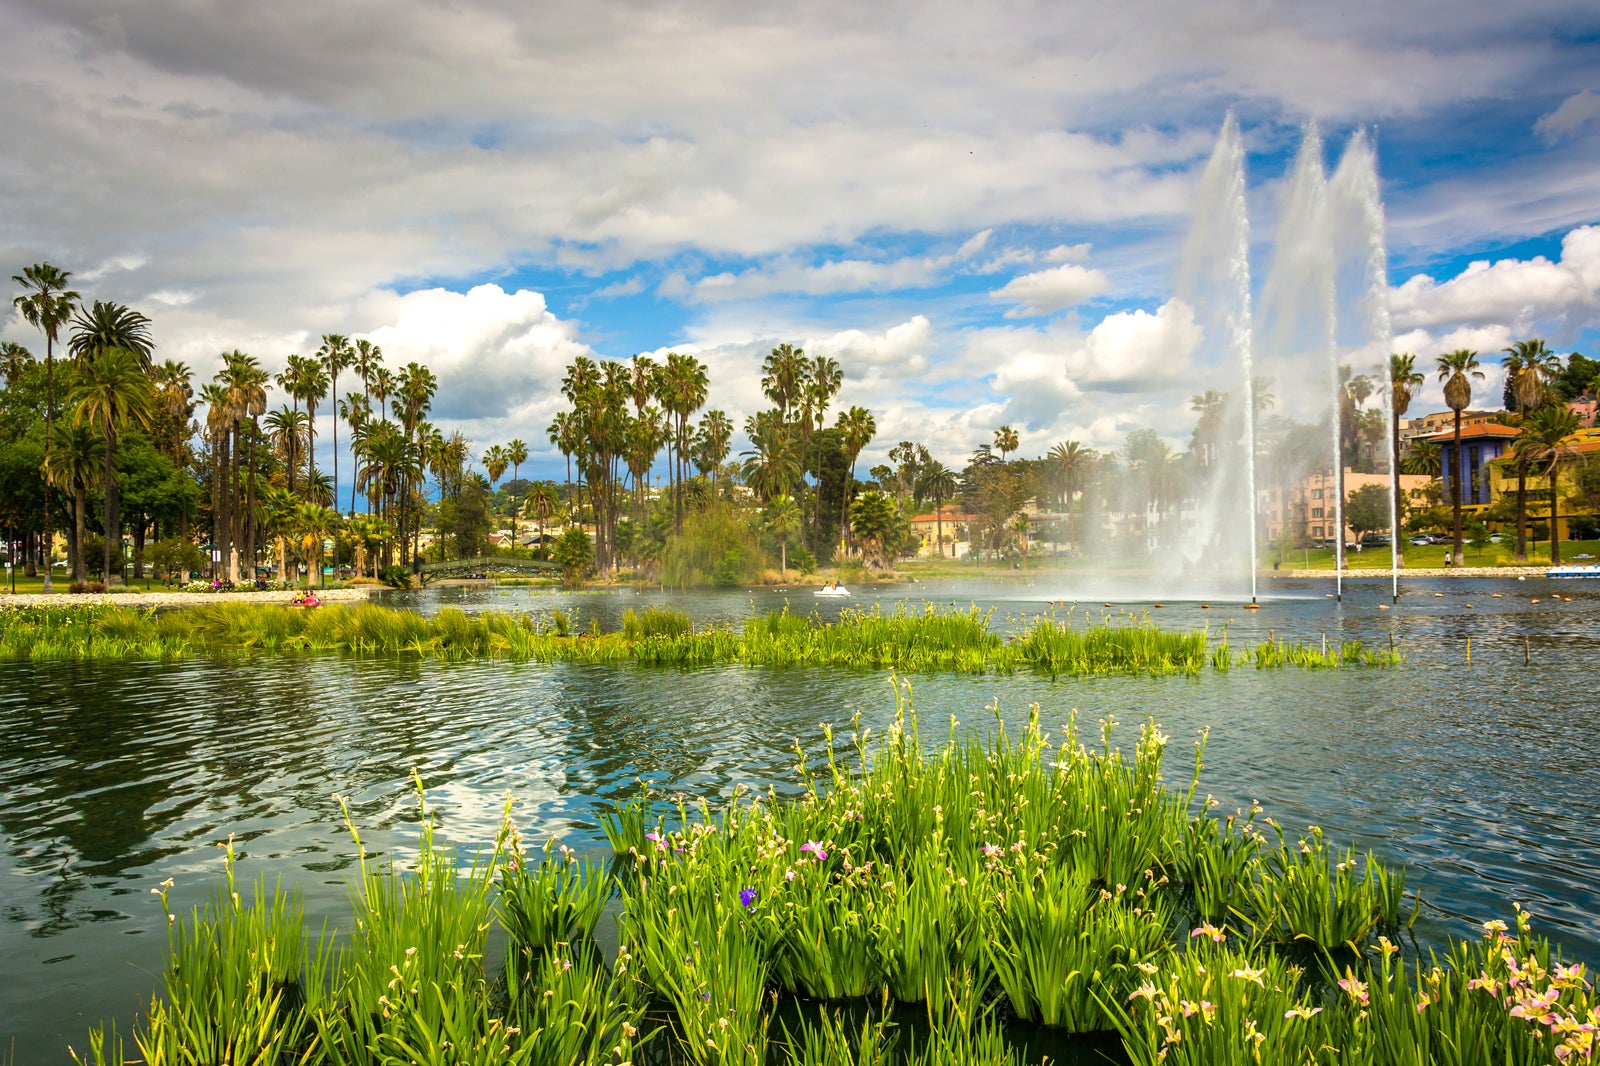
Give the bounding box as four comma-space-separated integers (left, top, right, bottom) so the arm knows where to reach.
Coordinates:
1270, 539, 1597, 570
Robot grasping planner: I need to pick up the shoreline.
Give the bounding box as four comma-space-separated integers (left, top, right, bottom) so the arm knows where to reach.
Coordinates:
1272, 566, 1550, 579
0, 586, 378, 608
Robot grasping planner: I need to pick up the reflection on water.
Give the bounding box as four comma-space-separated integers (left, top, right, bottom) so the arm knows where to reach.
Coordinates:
2, 575, 1599, 1057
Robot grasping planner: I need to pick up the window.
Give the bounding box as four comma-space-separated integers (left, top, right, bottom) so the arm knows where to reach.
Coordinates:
1312, 526, 1323, 537
1311, 508, 1324, 518
1311, 489, 1324, 499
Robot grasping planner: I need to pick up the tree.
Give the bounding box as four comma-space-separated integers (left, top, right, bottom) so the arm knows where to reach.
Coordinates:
740, 422, 802, 502
43, 420, 99, 582
72, 347, 156, 583
994, 425, 1020, 461
762, 494, 802, 576
849, 490, 899, 570
318, 334, 353, 516
914, 460, 959, 558
11, 262, 80, 591
1436, 349, 1484, 566
835, 406, 876, 541
291, 502, 339, 587
68, 301, 154, 370
553, 526, 593, 586
1520, 405, 1581, 565
1344, 483, 1390, 542
1388, 353, 1424, 565
1502, 338, 1561, 412
505, 438, 528, 547
524, 481, 560, 553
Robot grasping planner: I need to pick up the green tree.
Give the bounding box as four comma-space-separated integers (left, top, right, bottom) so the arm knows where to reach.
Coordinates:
1436, 349, 1484, 565
835, 406, 876, 542
1520, 405, 1581, 565
44, 419, 100, 582
72, 348, 156, 583
914, 460, 959, 559
762, 494, 802, 577
553, 526, 593, 586
740, 421, 802, 502
1388, 353, 1425, 565
505, 438, 528, 547
11, 262, 80, 590
1344, 483, 1390, 543
994, 424, 1020, 461
849, 489, 899, 570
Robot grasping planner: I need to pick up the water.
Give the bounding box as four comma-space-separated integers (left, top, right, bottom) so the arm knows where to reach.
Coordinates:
4, 577, 1600, 1060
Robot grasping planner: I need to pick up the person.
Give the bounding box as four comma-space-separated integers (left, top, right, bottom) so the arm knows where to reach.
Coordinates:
304, 591, 322, 608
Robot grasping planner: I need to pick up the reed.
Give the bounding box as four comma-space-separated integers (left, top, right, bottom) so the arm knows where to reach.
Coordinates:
79, 694, 1595, 1066
1, 601, 1402, 676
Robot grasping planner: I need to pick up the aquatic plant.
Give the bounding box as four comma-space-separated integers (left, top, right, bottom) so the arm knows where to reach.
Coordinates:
0, 600, 1401, 676
77, 696, 1594, 1066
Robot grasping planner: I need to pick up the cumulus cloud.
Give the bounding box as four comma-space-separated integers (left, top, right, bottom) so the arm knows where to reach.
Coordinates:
992, 263, 1112, 316
1390, 225, 1600, 332
357, 284, 596, 430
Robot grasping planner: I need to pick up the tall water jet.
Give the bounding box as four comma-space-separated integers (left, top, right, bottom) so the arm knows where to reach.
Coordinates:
1328, 130, 1398, 601
1178, 111, 1260, 603
1259, 122, 1340, 598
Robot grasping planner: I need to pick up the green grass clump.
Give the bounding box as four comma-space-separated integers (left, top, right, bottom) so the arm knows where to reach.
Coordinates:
77, 694, 1595, 1065
0, 601, 1403, 675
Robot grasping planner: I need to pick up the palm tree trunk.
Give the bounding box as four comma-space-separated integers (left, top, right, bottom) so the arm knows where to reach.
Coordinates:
1391, 416, 1405, 567
1515, 464, 1528, 564
246, 420, 259, 579
102, 423, 119, 584
228, 422, 242, 583
1451, 413, 1464, 566
41, 344, 54, 592
1550, 469, 1561, 565
73, 481, 87, 584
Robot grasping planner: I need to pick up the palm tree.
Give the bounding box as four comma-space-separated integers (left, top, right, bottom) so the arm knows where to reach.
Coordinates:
506, 438, 528, 547
72, 348, 156, 583
44, 420, 100, 583
741, 422, 802, 502
1436, 349, 1484, 566
850, 490, 899, 570
12, 262, 80, 590
525, 481, 560, 553
659, 352, 709, 532
1400, 440, 1441, 476
762, 494, 802, 577
1046, 440, 1093, 512
994, 425, 1020, 462
835, 405, 877, 541
223, 352, 270, 577
761, 343, 806, 424
1388, 353, 1425, 565
1500, 340, 1563, 560
1501, 338, 1561, 412
68, 301, 154, 369
696, 409, 733, 486
0, 341, 32, 386
291, 502, 339, 588
265, 406, 309, 496
914, 460, 959, 558
1520, 405, 1580, 565
318, 334, 353, 515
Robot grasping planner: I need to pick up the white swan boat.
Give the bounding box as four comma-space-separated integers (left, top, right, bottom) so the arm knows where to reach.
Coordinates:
814, 584, 851, 597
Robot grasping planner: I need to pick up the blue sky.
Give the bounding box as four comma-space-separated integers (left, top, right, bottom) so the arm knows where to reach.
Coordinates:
3, 0, 1599, 488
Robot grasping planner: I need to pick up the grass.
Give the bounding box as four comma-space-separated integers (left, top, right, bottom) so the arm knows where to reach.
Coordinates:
0, 601, 1402, 675
1276, 540, 1596, 570
75, 696, 1597, 1065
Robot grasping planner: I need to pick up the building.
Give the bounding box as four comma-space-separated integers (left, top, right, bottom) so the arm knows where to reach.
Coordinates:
909, 506, 976, 557
1263, 468, 1432, 544
1432, 422, 1520, 507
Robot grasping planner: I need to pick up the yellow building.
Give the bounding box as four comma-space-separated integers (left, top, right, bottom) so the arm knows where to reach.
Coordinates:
1483, 428, 1600, 541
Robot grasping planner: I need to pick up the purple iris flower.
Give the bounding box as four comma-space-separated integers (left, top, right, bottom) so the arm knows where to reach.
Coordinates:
739, 887, 758, 909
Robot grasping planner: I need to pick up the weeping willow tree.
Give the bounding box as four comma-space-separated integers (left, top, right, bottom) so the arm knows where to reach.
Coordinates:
661, 498, 767, 588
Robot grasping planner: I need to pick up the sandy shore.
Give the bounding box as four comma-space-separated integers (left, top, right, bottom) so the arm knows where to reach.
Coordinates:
0, 587, 378, 608
1272, 566, 1553, 579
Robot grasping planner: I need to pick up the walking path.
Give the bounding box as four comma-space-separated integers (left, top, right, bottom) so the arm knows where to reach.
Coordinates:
1273, 566, 1547, 579
0, 587, 377, 608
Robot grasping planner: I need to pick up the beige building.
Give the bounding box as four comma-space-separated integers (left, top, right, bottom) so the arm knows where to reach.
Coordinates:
1263, 468, 1431, 544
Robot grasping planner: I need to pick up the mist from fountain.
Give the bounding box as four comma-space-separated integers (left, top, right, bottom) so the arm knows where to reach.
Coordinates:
1043, 116, 1394, 606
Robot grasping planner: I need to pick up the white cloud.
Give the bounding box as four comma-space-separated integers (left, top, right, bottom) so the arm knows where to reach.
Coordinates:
1535, 90, 1600, 143
1390, 225, 1600, 332
992, 263, 1111, 316
356, 284, 596, 433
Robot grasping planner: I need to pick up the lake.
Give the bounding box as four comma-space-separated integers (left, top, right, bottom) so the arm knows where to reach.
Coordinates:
2, 573, 1596, 1060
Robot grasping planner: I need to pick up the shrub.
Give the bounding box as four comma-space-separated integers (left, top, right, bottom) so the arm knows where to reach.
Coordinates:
376, 564, 412, 589
552, 528, 593, 586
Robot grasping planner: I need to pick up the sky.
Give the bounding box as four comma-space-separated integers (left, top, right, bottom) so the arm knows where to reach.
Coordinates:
3, 0, 1599, 490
